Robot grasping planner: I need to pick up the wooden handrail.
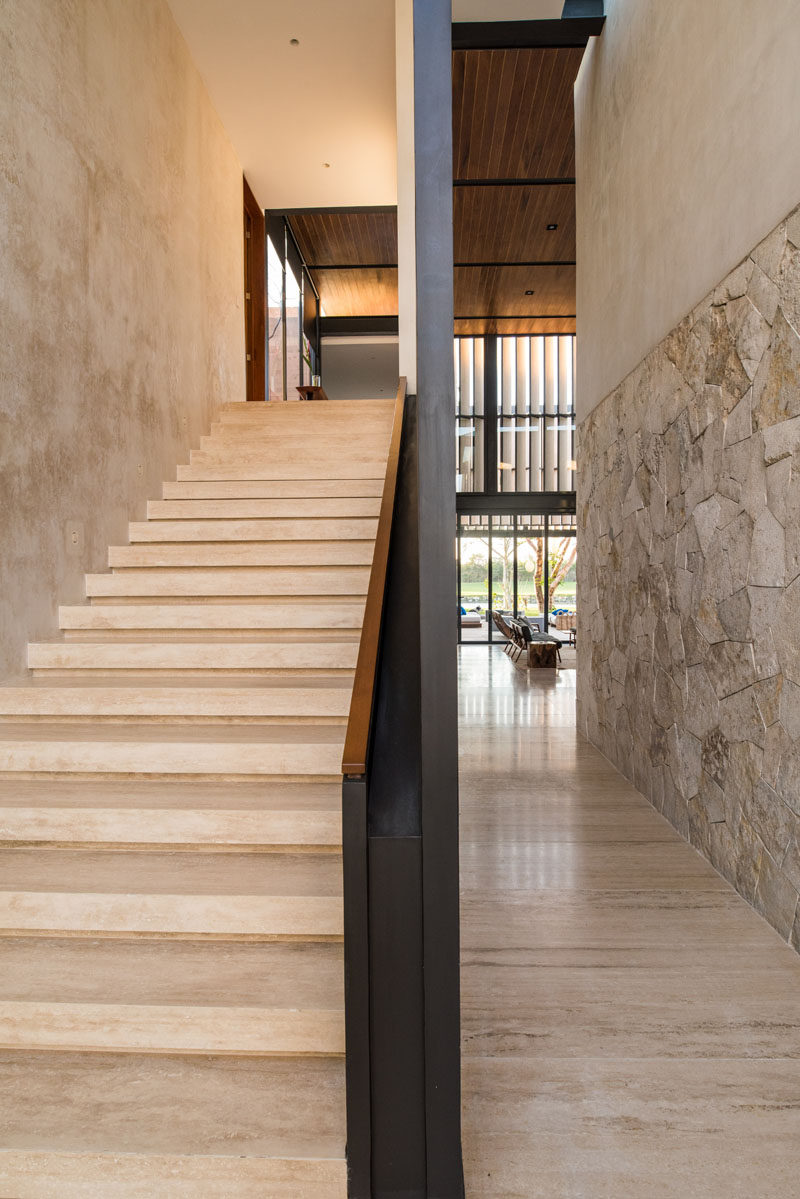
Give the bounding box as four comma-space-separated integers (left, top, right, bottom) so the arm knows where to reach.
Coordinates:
342, 378, 407, 775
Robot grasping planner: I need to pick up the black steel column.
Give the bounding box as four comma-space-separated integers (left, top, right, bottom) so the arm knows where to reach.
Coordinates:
413, 0, 464, 1194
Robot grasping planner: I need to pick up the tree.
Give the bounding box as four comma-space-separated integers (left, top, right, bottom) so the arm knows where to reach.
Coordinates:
519, 537, 577, 610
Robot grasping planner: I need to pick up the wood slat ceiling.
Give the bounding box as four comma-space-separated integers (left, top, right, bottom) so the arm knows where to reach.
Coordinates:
455, 316, 575, 336
290, 211, 397, 267
453, 185, 575, 263
455, 264, 575, 319
287, 44, 583, 330
452, 47, 582, 180
310, 267, 399, 317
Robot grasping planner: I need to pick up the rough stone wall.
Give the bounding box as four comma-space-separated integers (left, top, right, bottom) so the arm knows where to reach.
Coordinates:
577, 203, 800, 949
0, 0, 245, 678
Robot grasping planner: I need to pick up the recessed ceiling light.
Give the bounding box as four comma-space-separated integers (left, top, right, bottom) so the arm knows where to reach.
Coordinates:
547, 223, 558, 231
323, 162, 331, 169
524, 289, 535, 296
289, 37, 299, 45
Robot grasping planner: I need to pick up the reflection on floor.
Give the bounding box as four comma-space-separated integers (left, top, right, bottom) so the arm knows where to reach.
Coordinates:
459, 646, 800, 1198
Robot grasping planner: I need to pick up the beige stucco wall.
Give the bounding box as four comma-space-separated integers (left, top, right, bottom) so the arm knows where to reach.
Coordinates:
0, 0, 245, 678
575, 0, 800, 419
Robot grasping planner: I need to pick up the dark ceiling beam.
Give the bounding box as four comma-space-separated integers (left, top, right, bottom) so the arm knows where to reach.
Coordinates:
452, 15, 604, 51
562, 0, 604, 19
453, 177, 575, 187
320, 316, 399, 336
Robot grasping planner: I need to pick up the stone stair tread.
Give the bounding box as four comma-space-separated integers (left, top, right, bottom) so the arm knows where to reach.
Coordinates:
0, 778, 341, 810
148, 497, 381, 518
0, 938, 343, 1006
127, 518, 378, 541
162, 478, 382, 498
0, 1051, 346, 1157
84, 567, 370, 596
0, 1148, 347, 1197
16, 674, 352, 689
0, 682, 351, 719
0, 1000, 344, 1056
108, 542, 375, 567
58, 603, 365, 630
0, 848, 343, 895
0, 806, 342, 850
0, 722, 345, 744
29, 645, 358, 674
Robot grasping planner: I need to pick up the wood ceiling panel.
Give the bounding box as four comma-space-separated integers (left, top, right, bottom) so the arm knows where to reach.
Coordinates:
455, 316, 576, 336
310, 268, 398, 317
455, 264, 575, 320
454, 185, 575, 263
453, 47, 582, 180
289, 211, 397, 267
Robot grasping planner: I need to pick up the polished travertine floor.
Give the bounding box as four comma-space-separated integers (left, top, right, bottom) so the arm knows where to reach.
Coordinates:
459, 648, 800, 1199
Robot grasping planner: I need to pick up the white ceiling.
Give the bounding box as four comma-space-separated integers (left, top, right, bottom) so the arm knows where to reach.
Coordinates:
167, 1, 566, 210
167, 0, 398, 209
453, 1, 563, 19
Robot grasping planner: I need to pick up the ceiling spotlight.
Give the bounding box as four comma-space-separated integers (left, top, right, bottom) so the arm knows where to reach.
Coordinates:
547, 222, 558, 231
524, 289, 535, 296
289, 37, 299, 45
323, 162, 331, 169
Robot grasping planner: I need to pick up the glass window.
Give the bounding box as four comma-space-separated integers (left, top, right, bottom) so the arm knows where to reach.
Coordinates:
455, 334, 576, 494
285, 262, 301, 399
267, 236, 284, 402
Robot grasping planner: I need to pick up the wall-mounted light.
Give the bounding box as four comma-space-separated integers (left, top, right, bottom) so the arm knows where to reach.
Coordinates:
524, 289, 535, 296
546, 223, 558, 231
567, 459, 577, 471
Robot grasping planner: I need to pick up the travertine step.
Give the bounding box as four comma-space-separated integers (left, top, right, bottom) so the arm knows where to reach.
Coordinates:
0, 1000, 344, 1055
0, 847, 343, 894
59, 602, 365, 631
162, 478, 383, 499
127, 517, 378, 542
177, 456, 387, 482
0, 805, 341, 849
30, 642, 359, 671
217, 397, 391, 421
0, 938, 344, 1005
0, 779, 341, 811
0, 722, 345, 776
0, 1148, 347, 1198
0, 682, 351, 721
0, 1052, 346, 1191
148, 497, 381, 519
0, 848, 343, 938
108, 540, 375, 567
85, 567, 370, 597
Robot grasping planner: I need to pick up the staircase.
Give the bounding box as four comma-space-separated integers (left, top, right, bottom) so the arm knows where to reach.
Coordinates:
0, 398, 395, 1198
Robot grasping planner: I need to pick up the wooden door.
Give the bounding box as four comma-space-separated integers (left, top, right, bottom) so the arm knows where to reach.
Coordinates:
243, 177, 266, 402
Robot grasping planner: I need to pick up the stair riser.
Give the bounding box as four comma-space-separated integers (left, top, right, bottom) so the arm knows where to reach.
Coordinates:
0, 743, 343, 776
0, 1151, 347, 1198
108, 543, 375, 567
127, 519, 378, 543
0, 807, 342, 850
85, 570, 369, 597
31, 646, 358, 670
0, 894, 344, 939
148, 499, 381, 519
0, 1001, 344, 1056
162, 479, 383, 499
59, 604, 365, 631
